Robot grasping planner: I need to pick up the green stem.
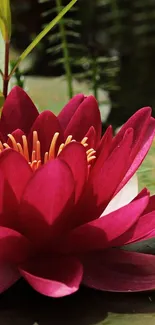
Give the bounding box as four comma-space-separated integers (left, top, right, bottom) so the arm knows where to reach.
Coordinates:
56, 0, 73, 98
92, 56, 98, 100
3, 40, 10, 98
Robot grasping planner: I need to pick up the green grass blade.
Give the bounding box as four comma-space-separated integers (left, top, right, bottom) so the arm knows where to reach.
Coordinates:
9, 0, 78, 78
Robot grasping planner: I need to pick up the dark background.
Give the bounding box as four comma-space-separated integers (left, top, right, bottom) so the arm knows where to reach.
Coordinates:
10, 0, 155, 128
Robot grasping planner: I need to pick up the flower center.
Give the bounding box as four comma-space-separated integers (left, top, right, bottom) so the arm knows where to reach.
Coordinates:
1, 132, 96, 171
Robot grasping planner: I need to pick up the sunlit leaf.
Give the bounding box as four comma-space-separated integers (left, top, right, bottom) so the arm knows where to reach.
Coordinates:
0, 0, 11, 41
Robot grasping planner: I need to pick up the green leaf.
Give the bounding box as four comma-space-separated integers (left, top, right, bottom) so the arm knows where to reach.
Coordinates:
9, 0, 78, 78
0, 0, 11, 40
0, 90, 4, 108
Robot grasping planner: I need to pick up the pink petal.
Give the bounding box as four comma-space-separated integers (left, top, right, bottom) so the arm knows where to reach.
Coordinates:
111, 107, 151, 152
0, 149, 32, 201
0, 226, 31, 293
0, 262, 20, 293
19, 256, 83, 297
143, 195, 155, 215
1, 86, 39, 136
112, 209, 155, 246
0, 226, 32, 264
84, 126, 97, 149
64, 96, 101, 143
28, 110, 64, 159
82, 249, 155, 292
62, 189, 149, 253
117, 118, 155, 192
58, 94, 85, 131
78, 128, 133, 223
19, 158, 75, 244
102, 174, 138, 216
92, 126, 113, 177
59, 142, 87, 203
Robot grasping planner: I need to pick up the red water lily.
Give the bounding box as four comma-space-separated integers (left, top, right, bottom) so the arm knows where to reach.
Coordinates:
0, 86, 155, 297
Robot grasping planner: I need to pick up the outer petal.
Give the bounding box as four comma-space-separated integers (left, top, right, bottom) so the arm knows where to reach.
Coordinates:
0, 263, 20, 293
64, 96, 101, 143
0, 227, 32, 264
19, 158, 75, 244
76, 128, 133, 225
59, 142, 88, 203
0, 226, 32, 293
111, 107, 151, 152
61, 189, 149, 253
1, 86, 39, 136
28, 110, 64, 159
102, 174, 138, 216
82, 249, 155, 292
116, 117, 155, 193
19, 256, 83, 297
112, 209, 155, 247
58, 94, 85, 131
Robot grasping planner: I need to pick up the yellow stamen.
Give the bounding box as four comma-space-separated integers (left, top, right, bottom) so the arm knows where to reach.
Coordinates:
36, 140, 41, 161
0, 130, 96, 171
86, 148, 95, 155
49, 132, 59, 159
81, 137, 88, 145
7, 134, 18, 151
57, 143, 65, 155
87, 155, 96, 163
33, 131, 38, 153
31, 150, 36, 163
22, 135, 30, 162
17, 143, 24, 156
65, 135, 73, 145
3, 143, 10, 149
87, 150, 96, 159
31, 160, 38, 171
0, 141, 3, 151
44, 152, 49, 164
37, 160, 41, 169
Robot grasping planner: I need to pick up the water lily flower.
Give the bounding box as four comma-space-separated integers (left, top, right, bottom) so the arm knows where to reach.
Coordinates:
0, 87, 155, 297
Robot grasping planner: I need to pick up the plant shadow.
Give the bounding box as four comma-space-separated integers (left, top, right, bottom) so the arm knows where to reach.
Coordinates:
1, 280, 155, 325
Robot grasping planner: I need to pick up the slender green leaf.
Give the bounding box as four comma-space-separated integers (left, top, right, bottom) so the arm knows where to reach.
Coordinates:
9, 0, 78, 78
0, 0, 11, 40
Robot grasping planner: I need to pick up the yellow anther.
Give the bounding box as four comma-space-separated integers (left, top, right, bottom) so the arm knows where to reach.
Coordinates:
33, 131, 38, 153
3, 143, 10, 149
87, 155, 96, 163
17, 143, 24, 156
0, 141, 3, 151
22, 135, 30, 162
37, 160, 41, 169
44, 152, 49, 164
31, 150, 36, 163
7, 134, 18, 151
36, 140, 41, 161
57, 143, 65, 155
81, 137, 88, 145
65, 135, 73, 145
49, 132, 59, 159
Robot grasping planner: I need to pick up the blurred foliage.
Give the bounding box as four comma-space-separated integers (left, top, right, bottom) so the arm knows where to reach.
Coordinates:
11, 0, 155, 127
